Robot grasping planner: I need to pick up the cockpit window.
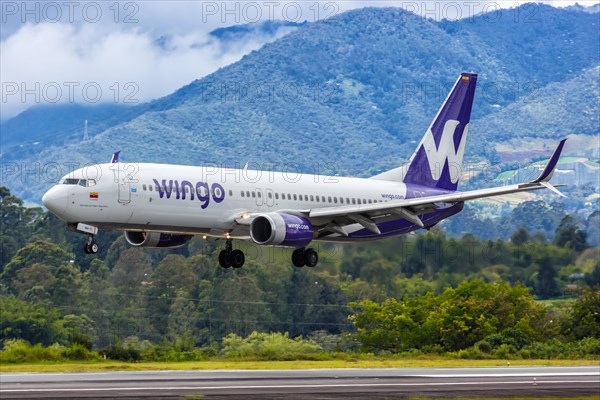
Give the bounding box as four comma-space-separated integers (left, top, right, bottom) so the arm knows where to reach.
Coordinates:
62, 178, 95, 187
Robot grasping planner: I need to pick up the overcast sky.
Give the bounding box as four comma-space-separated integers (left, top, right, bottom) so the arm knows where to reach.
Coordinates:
0, 0, 591, 120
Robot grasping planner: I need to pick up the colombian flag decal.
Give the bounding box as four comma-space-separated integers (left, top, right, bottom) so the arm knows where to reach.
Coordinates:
89, 192, 99, 199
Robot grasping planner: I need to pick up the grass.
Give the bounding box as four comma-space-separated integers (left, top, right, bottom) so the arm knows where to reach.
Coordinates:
1, 358, 598, 373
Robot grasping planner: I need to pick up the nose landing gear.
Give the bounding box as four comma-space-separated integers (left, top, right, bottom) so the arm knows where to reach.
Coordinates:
84, 235, 99, 254
218, 238, 245, 269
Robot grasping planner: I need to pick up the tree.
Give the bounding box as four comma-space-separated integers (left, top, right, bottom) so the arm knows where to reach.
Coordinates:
511, 227, 530, 246
561, 287, 600, 340
0, 188, 46, 270
12, 263, 55, 301
145, 254, 196, 336
554, 215, 588, 252
534, 255, 560, 299
350, 280, 551, 352
0, 295, 69, 346
1, 241, 73, 288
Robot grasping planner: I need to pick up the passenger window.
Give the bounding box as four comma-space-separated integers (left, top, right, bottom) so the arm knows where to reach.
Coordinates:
241, 191, 245, 197
334, 197, 338, 204
252, 192, 256, 198
293, 194, 297, 201
229, 190, 233, 196
257, 192, 261, 198
143, 184, 147, 191
328, 196, 332, 203
246, 191, 250, 197
275, 193, 279, 200
357, 199, 361, 204
268, 192, 272, 199
347, 198, 350, 204
310, 195, 314, 201
340, 198, 344, 204
149, 185, 153, 192
287, 194, 291, 200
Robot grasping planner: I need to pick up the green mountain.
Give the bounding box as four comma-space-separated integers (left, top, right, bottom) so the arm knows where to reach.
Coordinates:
471, 66, 600, 162
2, 4, 598, 201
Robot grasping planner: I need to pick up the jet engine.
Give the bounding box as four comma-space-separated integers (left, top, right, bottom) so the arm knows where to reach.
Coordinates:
124, 231, 192, 249
250, 213, 314, 248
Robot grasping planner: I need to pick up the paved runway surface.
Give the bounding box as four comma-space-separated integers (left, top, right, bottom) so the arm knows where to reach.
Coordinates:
1, 366, 599, 399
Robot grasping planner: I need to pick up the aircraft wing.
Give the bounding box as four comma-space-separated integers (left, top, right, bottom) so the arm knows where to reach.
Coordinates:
306, 139, 567, 235
235, 140, 566, 236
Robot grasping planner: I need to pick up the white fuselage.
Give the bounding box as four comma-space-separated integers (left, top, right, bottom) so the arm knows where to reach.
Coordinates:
44, 162, 413, 241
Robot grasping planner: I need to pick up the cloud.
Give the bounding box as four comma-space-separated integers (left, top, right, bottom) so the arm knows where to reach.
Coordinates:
0, 20, 294, 120
0, 0, 587, 120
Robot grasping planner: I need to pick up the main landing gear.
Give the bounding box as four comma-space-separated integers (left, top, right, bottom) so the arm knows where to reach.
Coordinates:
84, 234, 99, 254
218, 239, 245, 269
292, 248, 318, 268
217, 241, 318, 269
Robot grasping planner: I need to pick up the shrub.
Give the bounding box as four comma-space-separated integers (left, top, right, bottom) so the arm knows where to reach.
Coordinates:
565, 337, 600, 357
221, 332, 323, 360
522, 339, 565, 359
62, 343, 98, 361
475, 340, 492, 354
0, 339, 64, 363
101, 343, 141, 361
494, 343, 517, 359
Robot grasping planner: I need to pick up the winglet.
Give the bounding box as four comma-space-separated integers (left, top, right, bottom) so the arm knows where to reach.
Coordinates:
111, 151, 121, 164
531, 139, 567, 183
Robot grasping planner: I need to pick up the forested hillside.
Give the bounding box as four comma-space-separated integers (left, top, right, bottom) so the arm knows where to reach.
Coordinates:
1, 4, 598, 202
1, 187, 598, 362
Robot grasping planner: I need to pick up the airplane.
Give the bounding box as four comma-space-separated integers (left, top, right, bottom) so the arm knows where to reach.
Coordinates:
42, 72, 567, 269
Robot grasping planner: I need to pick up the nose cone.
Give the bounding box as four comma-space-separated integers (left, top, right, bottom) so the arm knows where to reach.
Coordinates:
42, 185, 67, 215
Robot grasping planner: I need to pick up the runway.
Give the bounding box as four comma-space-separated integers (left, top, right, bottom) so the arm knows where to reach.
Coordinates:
1, 366, 599, 399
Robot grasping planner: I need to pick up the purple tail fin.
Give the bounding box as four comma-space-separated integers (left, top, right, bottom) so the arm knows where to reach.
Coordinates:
372, 73, 478, 191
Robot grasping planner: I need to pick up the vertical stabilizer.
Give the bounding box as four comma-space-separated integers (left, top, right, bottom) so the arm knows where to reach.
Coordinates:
372, 73, 477, 191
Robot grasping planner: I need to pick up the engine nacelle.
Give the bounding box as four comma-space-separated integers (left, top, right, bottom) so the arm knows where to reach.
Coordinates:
250, 213, 314, 248
124, 231, 192, 249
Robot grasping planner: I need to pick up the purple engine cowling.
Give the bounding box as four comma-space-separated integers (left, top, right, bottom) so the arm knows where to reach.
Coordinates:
250, 213, 314, 248
124, 231, 193, 249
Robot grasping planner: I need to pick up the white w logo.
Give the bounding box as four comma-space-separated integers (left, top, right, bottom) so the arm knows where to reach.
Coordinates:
420, 120, 468, 183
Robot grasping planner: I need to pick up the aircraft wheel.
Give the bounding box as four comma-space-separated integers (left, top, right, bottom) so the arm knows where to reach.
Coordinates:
231, 249, 245, 269
84, 243, 91, 254
292, 248, 305, 268
304, 248, 318, 268
218, 250, 231, 268
90, 242, 99, 254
